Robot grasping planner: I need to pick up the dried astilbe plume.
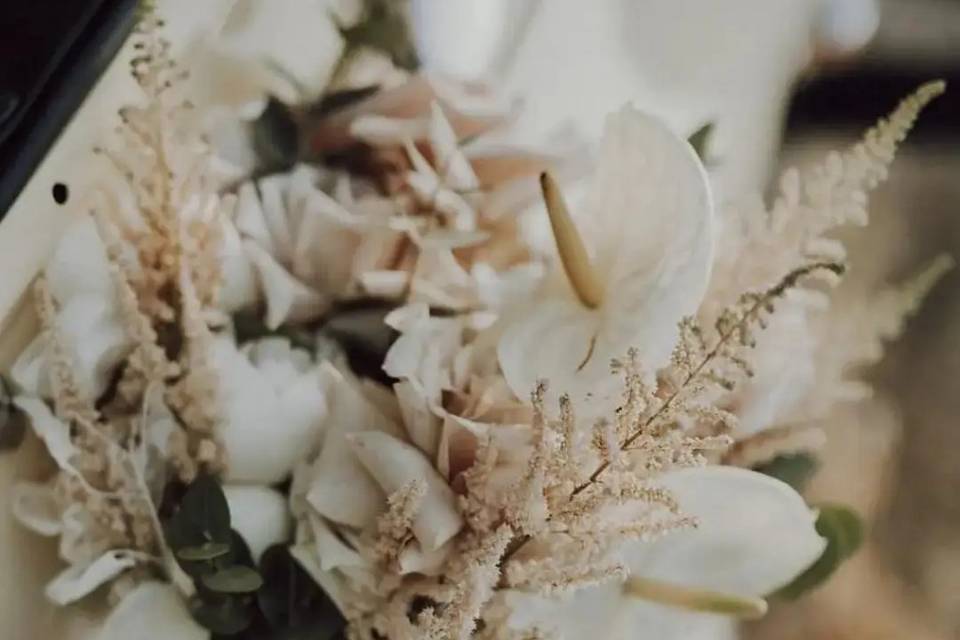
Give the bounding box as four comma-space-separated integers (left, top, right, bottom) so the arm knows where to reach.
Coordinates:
701, 81, 950, 464
9, 16, 232, 604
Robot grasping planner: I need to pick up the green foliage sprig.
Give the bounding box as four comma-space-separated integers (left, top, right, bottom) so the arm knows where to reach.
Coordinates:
162, 475, 346, 639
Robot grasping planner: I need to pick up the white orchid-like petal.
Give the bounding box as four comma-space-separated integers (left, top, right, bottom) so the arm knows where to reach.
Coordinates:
628, 466, 824, 596
46, 550, 138, 606
348, 430, 463, 551
11, 481, 62, 537
306, 364, 403, 529
98, 581, 207, 640
214, 337, 326, 483
497, 107, 714, 403
223, 485, 291, 563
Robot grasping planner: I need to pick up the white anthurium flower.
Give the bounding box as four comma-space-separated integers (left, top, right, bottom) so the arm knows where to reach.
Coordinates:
223, 485, 291, 563
213, 335, 327, 484
496, 106, 714, 407
506, 466, 825, 639
11, 217, 133, 399
97, 581, 207, 640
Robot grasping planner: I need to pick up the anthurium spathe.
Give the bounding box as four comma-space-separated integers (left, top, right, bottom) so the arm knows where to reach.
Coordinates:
504, 466, 825, 639
497, 106, 715, 405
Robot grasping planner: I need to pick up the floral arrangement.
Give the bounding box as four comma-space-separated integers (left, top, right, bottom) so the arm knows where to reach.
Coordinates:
3, 7, 952, 640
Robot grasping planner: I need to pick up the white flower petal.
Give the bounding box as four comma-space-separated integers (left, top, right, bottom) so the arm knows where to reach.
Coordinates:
394, 380, 442, 457
497, 295, 613, 405
308, 514, 367, 572
349, 430, 463, 551
46, 550, 138, 605
57, 296, 133, 398
224, 485, 291, 563
242, 240, 326, 330
350, 115, 429, 146
235, 182, 274, 251
305, 364, 402, 528
45, 217, 113, 301
217, 210, 259, 312
428, 102, 480, 192
11, 481, 62, 537
410, 0, 512, 81
9, 336, 48, 396
214, 337, 326, 483
497, 108, 714, 402
98, 581, 207, 640
631, 466, 825, 596
586, 108, 714, 370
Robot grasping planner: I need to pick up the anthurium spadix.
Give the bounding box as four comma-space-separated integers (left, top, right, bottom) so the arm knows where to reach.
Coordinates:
497, 106, 715, 404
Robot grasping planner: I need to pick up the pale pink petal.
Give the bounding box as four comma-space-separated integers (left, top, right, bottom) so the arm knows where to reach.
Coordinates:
348, 430, 463, 551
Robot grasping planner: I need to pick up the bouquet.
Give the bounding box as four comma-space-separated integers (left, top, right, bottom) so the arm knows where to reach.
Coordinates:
3, 6, 951, 640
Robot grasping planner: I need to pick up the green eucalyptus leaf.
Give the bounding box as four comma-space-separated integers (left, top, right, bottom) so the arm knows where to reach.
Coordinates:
180, 474, 232, 543
192, 598, 253, 635
687, 122, 715, 161
202, 566, 264, 594
177, 542, 232, 562
165, 474, 232, 553
754, 452, 820, 492
775, 504, 865, 600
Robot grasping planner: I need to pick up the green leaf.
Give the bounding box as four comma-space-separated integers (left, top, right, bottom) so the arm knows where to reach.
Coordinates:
165, 474, 232, 553
754, 453, 820, 492
176, 542, 232, 562
257, 545, 346, 636
775, 504, 865, 600
252, 97, 300, 170
192, 598, 253, 635
202, 566, 264, 594
687, 122, 715, 161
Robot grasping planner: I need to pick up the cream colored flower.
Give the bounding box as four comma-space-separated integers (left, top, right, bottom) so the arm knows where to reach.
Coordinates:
496, 106, 715, 407
213, 335, 327, 484
504, 467, 824, 640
